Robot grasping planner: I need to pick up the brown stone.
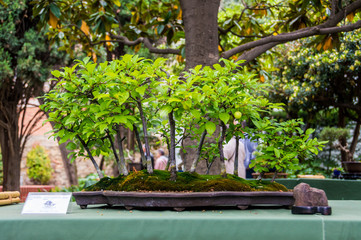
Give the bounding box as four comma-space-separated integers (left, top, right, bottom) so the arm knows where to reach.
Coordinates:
293, 183, 328, 206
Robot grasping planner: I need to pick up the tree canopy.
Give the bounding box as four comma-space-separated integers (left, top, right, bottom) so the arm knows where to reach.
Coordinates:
270, 30, 361, 163
0, 0, 66, 190
31, 0, 361, 69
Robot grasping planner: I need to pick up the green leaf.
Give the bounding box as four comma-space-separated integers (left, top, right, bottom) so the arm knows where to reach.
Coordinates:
136, 85, 148, 96
159, 106, 173, 117
82, 57, 91, 65
86, 63, 97, 74
115, 92, 129, 105
51, 70, 61, 78
182, 100, 192, 110
168, 97, 182, 103
191, 109, 201, 119
305, 128, 315, 135
49, 3, 61, 19
213, 63, 222, 71
157, 25, 165, 34
66, 142, 77, 151
274, 148, 280, 158
157, 85, 169, 95
205, 121, 216, 135
99, 123, 108, 133
219, 112, 230, 124
252, 119, 261, 129
194, 65, 202, 73
114, 115, 127, 124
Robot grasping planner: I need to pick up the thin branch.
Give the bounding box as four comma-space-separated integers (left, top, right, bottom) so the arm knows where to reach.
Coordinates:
0, 119, 9, 129
223, 0, 361, 60
110, 34, 181, 55
224, 20, 361, 59
143, 38, 181, 55
106, 130, 122, 175
92, 39, 130, 46
19, 97, 30, 138
228, 30, 265, 39
109, 34, 143, 46
20, 109, 45, 140
67, 24, 92, 46
237, 42, 278, 64
190, 129, 207, 173
76, 134, 104, 178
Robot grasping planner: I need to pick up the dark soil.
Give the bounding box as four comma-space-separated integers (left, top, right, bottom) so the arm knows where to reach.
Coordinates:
85, 170, 289, 192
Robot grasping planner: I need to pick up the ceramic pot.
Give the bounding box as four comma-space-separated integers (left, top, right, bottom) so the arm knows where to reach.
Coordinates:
342, 161, 361, 173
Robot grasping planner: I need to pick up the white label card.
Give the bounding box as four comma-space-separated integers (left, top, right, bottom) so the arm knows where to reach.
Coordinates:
21, 192, 72, 214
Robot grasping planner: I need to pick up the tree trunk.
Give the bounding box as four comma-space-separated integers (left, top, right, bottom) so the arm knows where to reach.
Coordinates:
57, 142, 78, 186
137, 99, 153, 174
76, 135, 104, 179
190, 129, 207, 173
115, 125, 129, 176
107, 131, 123, 175
218, 121, 227, 178
180, 0, 220, 69
350, 121, 361, 156
127, 128, 135, 151
180, 0, 221, 174
234, 136, 239, 175
0, 102, 21, 191
134, 125, 146, 167
168, 111, 177, 181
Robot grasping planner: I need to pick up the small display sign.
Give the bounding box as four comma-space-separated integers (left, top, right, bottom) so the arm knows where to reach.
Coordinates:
21, 192, 72, 214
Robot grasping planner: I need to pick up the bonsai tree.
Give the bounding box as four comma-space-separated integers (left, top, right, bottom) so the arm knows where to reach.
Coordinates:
183, 60, 282, 177
250, 118, 327, 181
42, 55, 326, 184
41, 55, 166, 178
319, 127, 354, 162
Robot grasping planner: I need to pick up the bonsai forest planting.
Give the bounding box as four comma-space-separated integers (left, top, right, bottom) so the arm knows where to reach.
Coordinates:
41, 55, 327, 192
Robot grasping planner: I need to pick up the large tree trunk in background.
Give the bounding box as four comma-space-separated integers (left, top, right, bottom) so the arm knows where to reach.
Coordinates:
57, 142, 78, 186
180, 0, 220, 69
179, 0, 221, 173
338, 108, 347, 162
127, 129, 135, 152
0, 102, 21, 191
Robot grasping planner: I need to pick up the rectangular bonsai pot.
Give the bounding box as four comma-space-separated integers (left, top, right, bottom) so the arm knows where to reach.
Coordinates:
73, 191, 294, 210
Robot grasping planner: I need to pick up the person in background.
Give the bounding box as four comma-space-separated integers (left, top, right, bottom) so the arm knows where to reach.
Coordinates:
154, 149, 168, 170
224, 138, 246, 178
240, 121, 258, 178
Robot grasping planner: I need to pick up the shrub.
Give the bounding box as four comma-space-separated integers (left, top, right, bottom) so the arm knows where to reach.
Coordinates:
26, 145, 53, 184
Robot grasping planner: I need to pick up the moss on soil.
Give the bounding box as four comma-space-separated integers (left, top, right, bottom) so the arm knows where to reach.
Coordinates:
85, 170, 289, 192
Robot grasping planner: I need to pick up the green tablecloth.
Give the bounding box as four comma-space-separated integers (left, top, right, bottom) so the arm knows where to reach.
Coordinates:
270, 179, 361, 200
1, 201, 361, 240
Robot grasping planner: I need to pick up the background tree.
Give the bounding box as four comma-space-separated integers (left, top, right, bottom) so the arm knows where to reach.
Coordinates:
32, 0, 361, 67
0, 0, 68, 190
31, 0, 361, 173
270, 30, 361, 165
